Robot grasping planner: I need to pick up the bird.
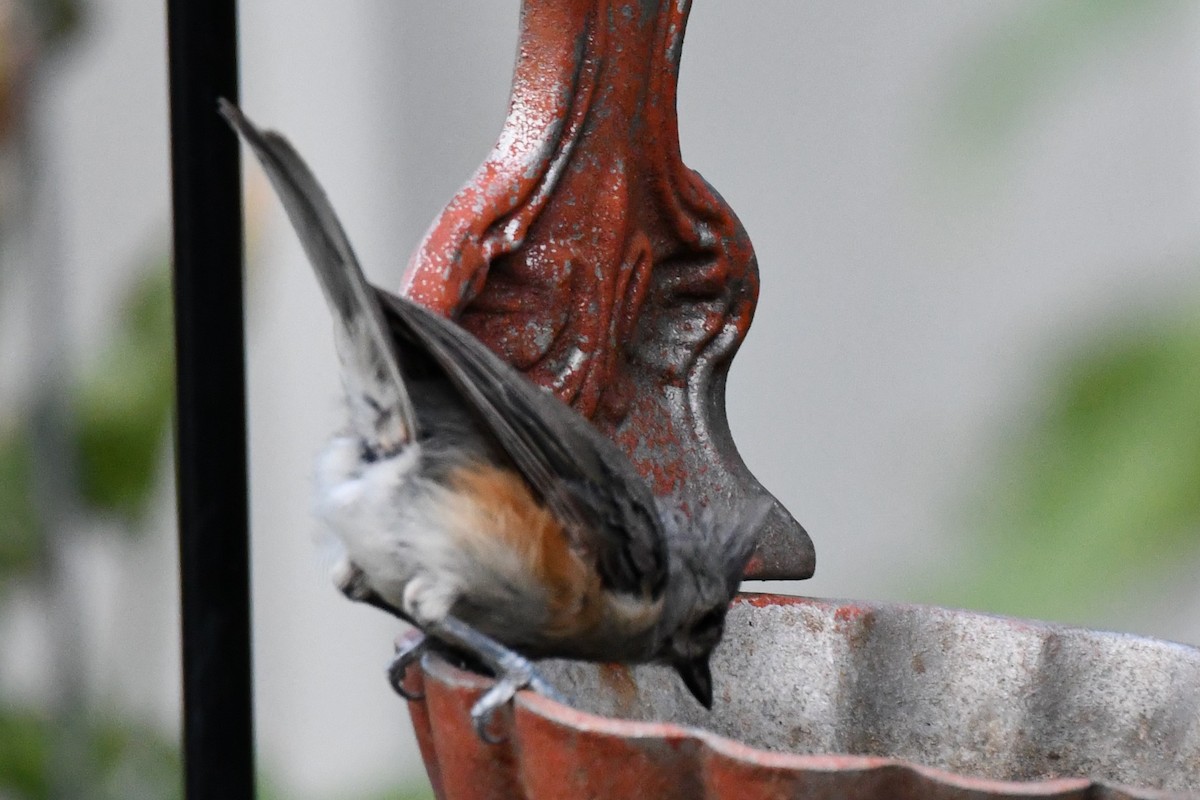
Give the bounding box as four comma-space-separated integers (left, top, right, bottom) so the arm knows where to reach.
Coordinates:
219, 100, 764, 740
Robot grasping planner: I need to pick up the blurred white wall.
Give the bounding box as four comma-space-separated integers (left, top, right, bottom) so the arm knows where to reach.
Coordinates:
5, 1, 1200, 797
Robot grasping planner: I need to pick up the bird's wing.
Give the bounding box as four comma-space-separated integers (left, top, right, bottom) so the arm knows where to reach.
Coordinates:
220, 100, 418, 455
377, 292, 668, 597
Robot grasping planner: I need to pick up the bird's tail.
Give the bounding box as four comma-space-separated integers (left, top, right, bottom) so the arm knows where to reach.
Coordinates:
219, 100, 417, 455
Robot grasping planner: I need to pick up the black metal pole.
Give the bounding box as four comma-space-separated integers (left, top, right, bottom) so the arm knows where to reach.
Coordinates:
166, 2, 255, 799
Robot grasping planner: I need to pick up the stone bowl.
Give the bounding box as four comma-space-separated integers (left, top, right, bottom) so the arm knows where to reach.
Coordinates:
402, 593, 1200, 799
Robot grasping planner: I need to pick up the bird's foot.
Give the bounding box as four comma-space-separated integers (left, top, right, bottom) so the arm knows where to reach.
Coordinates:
428, 615, 568, 743
469, 660, 530, 743
387, 632, 430, 700
467, 648, 568, 743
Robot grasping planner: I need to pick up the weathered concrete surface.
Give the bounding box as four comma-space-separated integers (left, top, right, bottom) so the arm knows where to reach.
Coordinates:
405, 594, 1200, 799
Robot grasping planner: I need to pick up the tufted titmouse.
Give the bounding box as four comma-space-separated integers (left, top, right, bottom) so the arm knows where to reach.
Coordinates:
220, 101, 763, 739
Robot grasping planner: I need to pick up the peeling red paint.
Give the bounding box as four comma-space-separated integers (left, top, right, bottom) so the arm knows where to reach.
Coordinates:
398, 0, 813, 580
736, 592, 815, 609
834, 605, 873, 624
404, 594, 1192, 799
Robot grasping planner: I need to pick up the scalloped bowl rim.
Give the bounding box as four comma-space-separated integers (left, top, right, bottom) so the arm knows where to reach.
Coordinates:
416, 593, 1197, 799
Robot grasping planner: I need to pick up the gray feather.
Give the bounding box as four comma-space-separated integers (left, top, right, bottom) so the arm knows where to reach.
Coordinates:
376, 292, 669, 598
219, 100, 417, 455
221, 99, 667, 599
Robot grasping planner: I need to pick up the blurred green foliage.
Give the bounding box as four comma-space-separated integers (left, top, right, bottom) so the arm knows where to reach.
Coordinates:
922, 0, 1200, 624
0, 101, 432, 800
941, 0, 1180, 148
0, 142, 429, 800
0, 257, 174, 578
0, 707, 48, 799
940, 309, 1200, 621
355, 789, 436, 800
0, 423, 39, 588
0, 255, 179, 798
0, 242, 434, 800
926, 0, 1185, 198
254, 777, 434, 800
0, 705, 181, 800
74, 262, 174, 523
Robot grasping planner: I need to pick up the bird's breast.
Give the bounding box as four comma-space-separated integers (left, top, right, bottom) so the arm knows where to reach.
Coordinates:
439, 462, 664, 658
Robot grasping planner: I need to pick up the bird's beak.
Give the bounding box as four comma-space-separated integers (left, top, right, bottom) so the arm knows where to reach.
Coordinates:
674, 656, 713, 709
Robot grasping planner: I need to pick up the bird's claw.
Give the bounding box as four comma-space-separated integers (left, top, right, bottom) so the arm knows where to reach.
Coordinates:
470, 659, 534, 744
387, 633, 430, 700
468, 656, 569, 744
425, 615, 569, 743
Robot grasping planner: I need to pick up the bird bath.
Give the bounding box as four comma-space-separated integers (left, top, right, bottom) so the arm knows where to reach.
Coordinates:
404, 594, 1200, 799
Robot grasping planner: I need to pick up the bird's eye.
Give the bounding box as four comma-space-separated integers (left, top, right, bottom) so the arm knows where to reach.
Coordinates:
693, 607, 723, 634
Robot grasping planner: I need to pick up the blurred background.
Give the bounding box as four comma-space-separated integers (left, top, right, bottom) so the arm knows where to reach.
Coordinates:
2, 1, 1199, 797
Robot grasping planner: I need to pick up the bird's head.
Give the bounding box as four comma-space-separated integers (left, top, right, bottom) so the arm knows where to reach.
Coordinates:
653, 498, 768, 708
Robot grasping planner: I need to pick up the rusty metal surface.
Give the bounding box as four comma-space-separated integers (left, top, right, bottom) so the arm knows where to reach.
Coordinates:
404, 594, 1200, 799
399, 0, 812, 580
